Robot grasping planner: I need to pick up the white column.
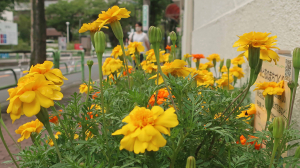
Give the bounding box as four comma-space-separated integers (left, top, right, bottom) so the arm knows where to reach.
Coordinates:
181, 0, 193, 56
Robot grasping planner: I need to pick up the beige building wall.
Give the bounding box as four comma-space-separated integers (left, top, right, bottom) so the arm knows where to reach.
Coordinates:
188, 0, 300, 155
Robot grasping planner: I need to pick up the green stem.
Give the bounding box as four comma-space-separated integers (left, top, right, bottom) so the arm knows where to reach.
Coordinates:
228, 69, 230, 90
223, 85, 250, 122
221, 87, 248, 116
96, 52, 107, 142
119, 39, 131, 89
0, 119, 21, 150
50, 106, 74, 146
86, 66, 92, 103
269, 139, 280, 168
135, 51, 141, 70
196, 60, 199, 70
170, 133, 188, 168
0, 114, 19, 168
153, 43, 177, 111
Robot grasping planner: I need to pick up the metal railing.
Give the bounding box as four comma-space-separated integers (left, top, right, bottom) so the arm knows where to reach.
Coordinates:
0, 50, 85, 90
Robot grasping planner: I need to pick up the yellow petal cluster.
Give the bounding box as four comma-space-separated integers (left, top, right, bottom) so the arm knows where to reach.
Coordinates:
79, 82, 93, 94
149, 60, 191, 85
254, 80, 285, 96
229, 66, 244, 79
183, 54, 192, 58
96, 5, 131, 27
199, 61, 214, 70
128, 42, 145, 55
206, 53, 221, 62
216, 73, 234, 90
233, 31, 280, 64
192, 69, 214, 86
15, 119, 44, 142
141, 61, 157, 74
24, 61, 68, 86
7, 74, 63, 123
146, 49, 169, 63
111, 45, 123, 59
219, 65, 228, 73
79, 21, 100, 33
112, 106, 178, 154
237, 104, 256, 119
231, 56, 245, 66
102, 58, 124, 75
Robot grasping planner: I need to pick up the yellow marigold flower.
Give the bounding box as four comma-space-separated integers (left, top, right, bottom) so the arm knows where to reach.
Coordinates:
85, 130, 94, 140
15, 119, 43, 142
79, 21, 100, 33
183, 54, 192, 58
7, 74, 63, 123
146, 49, 169, 63
191, 69, 214, 86
231, 56, 245, 66
199, 61, 214, 70
111, 45, 123, 59
219, 65, 228, 73
253, 80, 284, 96
112, 106, 179, 154
206, 53, 221, 62
128, 42, 145, 55
102, 57, 124, 75
96, 5, 131, 27
216, 73, 234, 90
149, 59, 192, 85
48, 131, 61, 146
237, 104, 256, 119
141, 61, 157, 73
229, 66, 244, 79
79, 82, 93, 94
233, 31, 280, 64
24, 61, 68, 86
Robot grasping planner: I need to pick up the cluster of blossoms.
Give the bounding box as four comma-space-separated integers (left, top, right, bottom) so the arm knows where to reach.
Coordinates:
7, 61, 67, 123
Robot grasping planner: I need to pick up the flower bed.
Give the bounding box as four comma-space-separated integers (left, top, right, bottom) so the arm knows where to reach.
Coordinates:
1, 5, 300, 168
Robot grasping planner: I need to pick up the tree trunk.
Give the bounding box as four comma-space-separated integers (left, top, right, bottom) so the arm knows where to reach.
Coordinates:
30, 0, 46, 66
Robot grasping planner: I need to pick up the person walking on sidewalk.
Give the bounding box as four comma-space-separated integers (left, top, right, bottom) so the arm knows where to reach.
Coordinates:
129, 22, 150, 67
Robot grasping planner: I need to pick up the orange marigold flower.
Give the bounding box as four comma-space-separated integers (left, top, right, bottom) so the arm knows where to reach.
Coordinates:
192, 54, 205, 60
148, 88, 172, 107
92, 92, 101, 99
49, 115, 61, 125
123, 66, 133, 76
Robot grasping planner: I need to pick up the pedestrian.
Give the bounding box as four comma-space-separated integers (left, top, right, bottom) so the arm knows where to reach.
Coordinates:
129, 22, 150, 67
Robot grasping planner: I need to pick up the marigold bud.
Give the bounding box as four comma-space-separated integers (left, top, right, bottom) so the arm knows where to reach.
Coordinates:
248, 45, 260, 69
148, 26, 162, 44
272, 116, 285, 139
185, 156, 196, 168
219, 59, 224, 70
110, 20, 123, 40
265, 94, 274, 122
294, 146, 300, 158
226, 59, 231, 70
293, 47, 300, 69
87, 60, 94, 67
170, 31, 177, 42
94, 31, 106, 54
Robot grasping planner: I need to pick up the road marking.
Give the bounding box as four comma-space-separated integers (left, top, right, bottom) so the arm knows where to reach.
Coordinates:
0, 74, 10, 78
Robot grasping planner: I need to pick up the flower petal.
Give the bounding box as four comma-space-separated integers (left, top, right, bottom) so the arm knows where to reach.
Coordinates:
19, 91, 35, 103
23, 98, 40, 117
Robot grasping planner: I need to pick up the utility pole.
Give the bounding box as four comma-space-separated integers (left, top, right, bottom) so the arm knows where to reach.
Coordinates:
143, 0, 150, 32
30, 0, 46, 66
66, 22, 70, 44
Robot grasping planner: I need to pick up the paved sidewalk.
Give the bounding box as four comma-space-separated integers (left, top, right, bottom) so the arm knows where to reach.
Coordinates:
0, 83, 82, 168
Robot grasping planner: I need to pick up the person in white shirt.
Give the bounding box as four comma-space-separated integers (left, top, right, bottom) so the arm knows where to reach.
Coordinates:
129, 22, 150, 66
